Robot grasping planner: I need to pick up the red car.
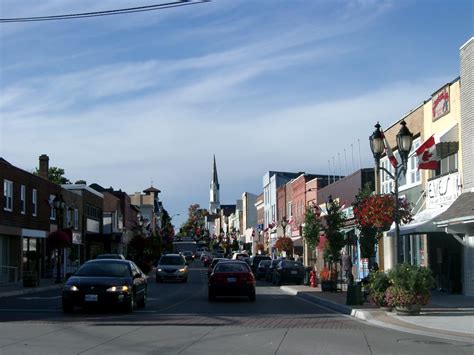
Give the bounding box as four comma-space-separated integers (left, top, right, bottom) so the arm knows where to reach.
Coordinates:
208, 261, 256, 302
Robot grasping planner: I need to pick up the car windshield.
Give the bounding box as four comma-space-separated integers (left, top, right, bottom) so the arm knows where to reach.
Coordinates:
159, 256, 185, 265
75, 262, 130, 277
215, 263, 249, 272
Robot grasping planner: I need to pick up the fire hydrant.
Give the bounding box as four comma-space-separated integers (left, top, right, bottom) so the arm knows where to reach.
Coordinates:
310, 270, 318, 288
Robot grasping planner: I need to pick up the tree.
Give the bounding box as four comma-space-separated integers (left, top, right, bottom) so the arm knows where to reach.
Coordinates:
180, 204, 209, 239
324, 197, 346, 265
352, 184, 379, 259
303, 206, 322, 251
34, 166, 71, 185
274, 237, 293, 254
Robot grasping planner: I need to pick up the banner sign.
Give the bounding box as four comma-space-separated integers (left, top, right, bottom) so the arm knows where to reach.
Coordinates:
426, 172, 462, 209
432, 85, 450, 121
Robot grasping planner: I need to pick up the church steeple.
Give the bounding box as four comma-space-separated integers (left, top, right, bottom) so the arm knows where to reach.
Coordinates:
209, 155, 220, 213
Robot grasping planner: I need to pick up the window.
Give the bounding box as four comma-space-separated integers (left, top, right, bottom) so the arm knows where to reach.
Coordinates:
21, 185, 26, 214
287, 202, 292, 218
4, 180, 13, 211
66, 209, 71, 227
32, 189, 37, 216
408, 139, 421, 185
49, 194, 56, 220
74, 209, 79, 229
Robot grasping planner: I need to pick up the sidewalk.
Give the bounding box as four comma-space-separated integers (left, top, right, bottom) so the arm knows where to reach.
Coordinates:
282, 284, 474, 344
0, 278, 63, 299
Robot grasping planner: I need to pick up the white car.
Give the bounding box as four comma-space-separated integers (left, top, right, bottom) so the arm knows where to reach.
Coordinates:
196, 247, 209, 257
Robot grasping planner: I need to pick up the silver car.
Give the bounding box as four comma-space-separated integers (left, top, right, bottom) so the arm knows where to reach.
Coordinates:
156, 254, 188, 283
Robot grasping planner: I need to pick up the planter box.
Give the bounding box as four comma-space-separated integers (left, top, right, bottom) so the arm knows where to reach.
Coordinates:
321, 280, 336, 292
395, 304, 421, 316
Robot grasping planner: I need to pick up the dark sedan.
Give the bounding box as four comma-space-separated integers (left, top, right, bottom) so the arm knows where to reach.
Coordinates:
62, 259, 147, 313
272, 260, 305, 286
208, 261, 256, 302
255, 259, 271, 280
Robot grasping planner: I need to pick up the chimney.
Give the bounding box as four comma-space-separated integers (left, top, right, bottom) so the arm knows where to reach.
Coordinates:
39, 154, 49, 180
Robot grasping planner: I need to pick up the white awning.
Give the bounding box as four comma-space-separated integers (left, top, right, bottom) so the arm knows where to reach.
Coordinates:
387, 206, 449, 236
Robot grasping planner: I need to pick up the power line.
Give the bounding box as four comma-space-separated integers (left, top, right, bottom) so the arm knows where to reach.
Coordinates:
0, 1, 209, 23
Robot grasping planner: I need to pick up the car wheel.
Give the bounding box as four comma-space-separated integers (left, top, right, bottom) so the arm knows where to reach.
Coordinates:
62, 301, 74, 313
137, 290, 147, 308
249, 291, 256, 302
156, 277, 163, 283
182, 277, 188, 283
124, 292, 135, 313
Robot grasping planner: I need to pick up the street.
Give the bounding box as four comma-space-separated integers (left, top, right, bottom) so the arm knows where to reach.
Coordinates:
0, 262, 472, 355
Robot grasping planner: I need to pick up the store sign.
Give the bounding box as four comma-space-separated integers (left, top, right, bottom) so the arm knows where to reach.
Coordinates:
72, 233, 82, 244
86, 218, 100, 233
432, 85, 450, 121
426, 172, 462, 209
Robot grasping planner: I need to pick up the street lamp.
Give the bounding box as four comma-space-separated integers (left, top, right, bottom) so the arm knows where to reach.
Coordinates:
281, 217, 287, 238
369, 121, 413, 240
53, 194, 65, 284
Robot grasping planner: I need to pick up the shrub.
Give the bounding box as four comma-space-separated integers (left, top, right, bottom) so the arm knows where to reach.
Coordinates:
368, 271, 391, 307
388, 263, 435, 295
320, 267, 330, 281
385, 263, 435, 307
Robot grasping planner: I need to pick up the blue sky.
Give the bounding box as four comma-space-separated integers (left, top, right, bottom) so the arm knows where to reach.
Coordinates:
1, 0, 472, 228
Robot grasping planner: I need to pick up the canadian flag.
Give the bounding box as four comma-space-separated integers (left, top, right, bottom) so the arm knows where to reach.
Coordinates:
416, 135, 438, 170
381, 129, 398, 168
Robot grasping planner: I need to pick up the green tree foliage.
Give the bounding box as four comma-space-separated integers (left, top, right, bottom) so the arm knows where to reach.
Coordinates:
34, 166, 71, 185
180, 204, 209, 239
324, 197, 346, 264
303, 207, 321, 251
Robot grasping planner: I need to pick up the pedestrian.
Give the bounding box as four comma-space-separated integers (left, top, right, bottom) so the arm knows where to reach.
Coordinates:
341, 250, 353, 285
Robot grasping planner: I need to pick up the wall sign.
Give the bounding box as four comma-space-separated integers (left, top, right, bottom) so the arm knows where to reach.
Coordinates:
432, 85, 450, 121
426, 172, 462, 209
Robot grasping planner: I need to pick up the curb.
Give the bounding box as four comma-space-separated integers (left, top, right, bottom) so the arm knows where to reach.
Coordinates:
0, 284, 63, 299
281, 286, 474, 345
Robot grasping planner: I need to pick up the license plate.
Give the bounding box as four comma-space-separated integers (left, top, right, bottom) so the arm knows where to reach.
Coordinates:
291, 270, 298, 275
227, 277, 236, 283
85, 294, 98, 302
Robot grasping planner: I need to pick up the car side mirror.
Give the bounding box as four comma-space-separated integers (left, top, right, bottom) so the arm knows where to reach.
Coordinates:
133, 273, 141, 279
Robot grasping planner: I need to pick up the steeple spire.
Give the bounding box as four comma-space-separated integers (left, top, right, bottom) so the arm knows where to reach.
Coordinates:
209, 154, 220, 213
212, 154, 219, 186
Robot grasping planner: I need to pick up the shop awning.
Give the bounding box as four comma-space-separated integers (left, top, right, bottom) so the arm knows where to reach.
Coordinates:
387, 205, 449, 236
434, 192, 474, 234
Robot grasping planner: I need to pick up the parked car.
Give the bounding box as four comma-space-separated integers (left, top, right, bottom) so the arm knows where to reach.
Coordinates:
208, 261, 256, 302
156, 254, 188, 283
255, 260, 271, 280
250, 255, 271, 273
272, 260, 305, 286
62, 259, 147, 313
95, 254, 126, 260
266, 259, 283, 282
207, 257, 229, 277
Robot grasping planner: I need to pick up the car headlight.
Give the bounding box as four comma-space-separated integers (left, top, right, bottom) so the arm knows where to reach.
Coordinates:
106, 285, 129, 292
179, 268, 186, 272
157, 268, 163, 272
64, 285, 79, 292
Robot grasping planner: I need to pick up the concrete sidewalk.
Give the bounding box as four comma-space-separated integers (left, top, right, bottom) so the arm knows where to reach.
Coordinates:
0, 279, 63, 299
282, 284, 474, 344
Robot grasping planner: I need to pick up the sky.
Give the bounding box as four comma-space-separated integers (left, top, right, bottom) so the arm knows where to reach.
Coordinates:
0, 0, 472, 228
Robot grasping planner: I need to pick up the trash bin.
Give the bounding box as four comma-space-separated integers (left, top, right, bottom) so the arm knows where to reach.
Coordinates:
303, 267, 311, 286
346, 283, 363, 305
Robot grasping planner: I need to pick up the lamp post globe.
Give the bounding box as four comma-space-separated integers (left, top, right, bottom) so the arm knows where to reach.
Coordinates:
396, 120, 414, 166
369, 122, 385, 164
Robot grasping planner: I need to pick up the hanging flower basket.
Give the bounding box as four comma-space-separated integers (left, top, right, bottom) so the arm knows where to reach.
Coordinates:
48, 230, 72, 249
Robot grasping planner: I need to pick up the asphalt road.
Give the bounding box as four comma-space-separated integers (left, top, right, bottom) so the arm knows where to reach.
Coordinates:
0, 262, 472, 354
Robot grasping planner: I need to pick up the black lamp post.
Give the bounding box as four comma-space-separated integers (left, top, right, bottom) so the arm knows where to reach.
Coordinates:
369, 121, 413, 240
53, 194, 65, 283
281, 217, 287, 238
